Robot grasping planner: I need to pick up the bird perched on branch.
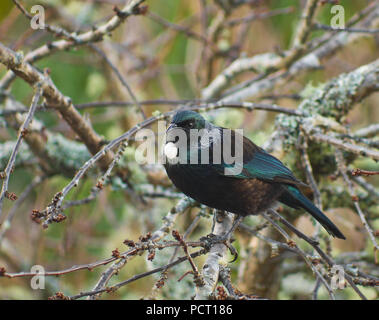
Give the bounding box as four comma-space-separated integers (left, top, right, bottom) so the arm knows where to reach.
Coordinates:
163, 110, 345, 240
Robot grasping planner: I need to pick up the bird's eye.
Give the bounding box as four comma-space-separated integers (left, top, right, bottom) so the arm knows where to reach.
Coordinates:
184, 120, 194, 128
179, 120, 194, 128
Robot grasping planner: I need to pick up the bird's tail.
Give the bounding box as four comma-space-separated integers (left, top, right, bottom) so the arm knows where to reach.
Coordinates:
280, 185, 346, 239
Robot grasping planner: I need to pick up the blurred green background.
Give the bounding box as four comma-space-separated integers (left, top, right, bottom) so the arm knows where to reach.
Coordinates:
0, 0, 378, 300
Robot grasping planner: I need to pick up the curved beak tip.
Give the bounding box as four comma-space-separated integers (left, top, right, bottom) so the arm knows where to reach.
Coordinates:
166, 123, 177, 133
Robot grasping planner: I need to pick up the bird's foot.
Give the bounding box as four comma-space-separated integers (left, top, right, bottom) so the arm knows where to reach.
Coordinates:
200, 233, 238, 263
200, 232, 226, 242
200, 233, 230, 249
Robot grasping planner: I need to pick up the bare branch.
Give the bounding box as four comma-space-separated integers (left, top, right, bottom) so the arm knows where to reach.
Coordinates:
0, 82, 42, 219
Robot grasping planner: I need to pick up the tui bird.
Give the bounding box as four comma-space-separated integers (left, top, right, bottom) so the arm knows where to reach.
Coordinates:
163, 110, 345, 240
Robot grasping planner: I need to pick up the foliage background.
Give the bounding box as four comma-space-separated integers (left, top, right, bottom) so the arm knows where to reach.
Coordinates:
0, 0, 378, 300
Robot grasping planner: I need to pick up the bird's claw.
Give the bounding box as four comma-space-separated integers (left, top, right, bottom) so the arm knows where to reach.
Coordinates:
225, 242, 239, 263
200, 233, 228, 246
200, 233, 238, 262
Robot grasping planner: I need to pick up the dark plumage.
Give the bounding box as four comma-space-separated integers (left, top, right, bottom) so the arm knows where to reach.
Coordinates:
163, 110, 345, 239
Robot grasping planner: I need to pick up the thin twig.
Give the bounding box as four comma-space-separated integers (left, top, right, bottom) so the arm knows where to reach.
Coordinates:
351, 169, 379, 177
71, 249, 206, 300
0, 175, 46, 244
88, 44, 146, 119
314, 23, 379, 34
335, 150, 379, 263
310, 132, 379, 160
0, 82, 42, 220
268, 209, 368, 300
225, 7, 294, 27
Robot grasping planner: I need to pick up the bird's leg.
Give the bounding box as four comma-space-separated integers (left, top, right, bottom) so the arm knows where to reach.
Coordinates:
223, 215, 244, 263
223, 215, 244, 241
201, 214, 243, 262
210, 209, 217, 234
204, 214, 243, 242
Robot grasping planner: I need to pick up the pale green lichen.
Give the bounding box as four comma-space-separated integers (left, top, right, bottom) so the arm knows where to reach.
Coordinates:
252, 52, 282, 73
298, 70, 366, 119
276, 68, 367, 149
275, 113, 301, 150
46, 134, 90, 170
0, 141, 35, 169
152, 110, 162, 117
0, 134, 90, 171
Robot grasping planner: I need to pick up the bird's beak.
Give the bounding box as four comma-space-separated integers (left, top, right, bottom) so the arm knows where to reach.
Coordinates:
166, 123, 179, 143
166, 123, 177, 133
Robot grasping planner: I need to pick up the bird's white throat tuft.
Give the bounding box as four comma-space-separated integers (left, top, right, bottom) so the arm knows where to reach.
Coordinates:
164, 142, 178, 159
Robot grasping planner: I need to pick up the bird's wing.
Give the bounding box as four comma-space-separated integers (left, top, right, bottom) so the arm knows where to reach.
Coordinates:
214, 133, 308, 188
240, 147, 308, 186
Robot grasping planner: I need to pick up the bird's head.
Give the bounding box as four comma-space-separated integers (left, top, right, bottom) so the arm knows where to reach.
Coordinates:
165, 110, 207, 142
170, 110, 206, 130
164, 110, 217, 161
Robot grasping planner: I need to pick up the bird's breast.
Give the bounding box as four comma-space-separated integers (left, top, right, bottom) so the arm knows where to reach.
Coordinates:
164, 163, 283, 216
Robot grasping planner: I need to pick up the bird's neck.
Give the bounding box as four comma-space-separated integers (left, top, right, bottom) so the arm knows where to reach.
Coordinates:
185, 125, 222, 164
